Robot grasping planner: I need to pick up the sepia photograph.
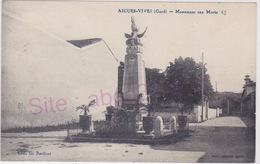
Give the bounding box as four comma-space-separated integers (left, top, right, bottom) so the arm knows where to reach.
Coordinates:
1, 1, 257, 163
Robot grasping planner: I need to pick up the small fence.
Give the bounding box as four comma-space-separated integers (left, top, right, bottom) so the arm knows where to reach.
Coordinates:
66, 121, 80, 138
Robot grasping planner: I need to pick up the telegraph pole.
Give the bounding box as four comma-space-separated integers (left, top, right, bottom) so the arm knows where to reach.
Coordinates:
216, 81, 218, 117
201, 53, 204, 122
227, 99, 230, 115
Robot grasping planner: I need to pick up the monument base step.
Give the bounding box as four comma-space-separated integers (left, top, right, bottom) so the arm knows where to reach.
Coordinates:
66, 131, 189, 145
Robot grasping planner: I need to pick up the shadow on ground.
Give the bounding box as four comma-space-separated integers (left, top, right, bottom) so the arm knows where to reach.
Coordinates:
150, 125, 255, 163
240, 116, 256, 128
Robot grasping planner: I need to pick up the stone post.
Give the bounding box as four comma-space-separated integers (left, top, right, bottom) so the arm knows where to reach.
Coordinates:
169, 116, 177, 134
154, 116, 164, 138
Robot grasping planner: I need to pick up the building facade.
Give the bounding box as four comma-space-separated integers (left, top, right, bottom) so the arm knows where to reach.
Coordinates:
241, 75, 256, 117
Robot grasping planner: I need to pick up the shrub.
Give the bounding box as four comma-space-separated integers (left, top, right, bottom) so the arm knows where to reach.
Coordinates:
94, 121, 112, 137
93, 120, 136, 138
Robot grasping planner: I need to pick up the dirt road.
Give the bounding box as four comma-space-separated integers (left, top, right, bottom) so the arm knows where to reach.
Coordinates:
153, 116, 255, 163
1, 116, 255, 162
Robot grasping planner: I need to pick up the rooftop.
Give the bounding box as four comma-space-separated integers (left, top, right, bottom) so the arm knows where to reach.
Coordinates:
67, 38, 102, 48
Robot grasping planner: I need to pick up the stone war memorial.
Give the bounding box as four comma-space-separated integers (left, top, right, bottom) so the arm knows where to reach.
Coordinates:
67, 17, 189, 144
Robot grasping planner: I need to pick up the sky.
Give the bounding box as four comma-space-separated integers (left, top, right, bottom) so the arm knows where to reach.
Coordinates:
3, 1, 257, 93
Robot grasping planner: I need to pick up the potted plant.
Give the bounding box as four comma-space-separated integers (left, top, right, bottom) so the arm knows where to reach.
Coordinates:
177, 115, 188, 129
142, 105, 154, 134
105, 106, 116, 121
139, 93, 154, 134
76, 100, 96, 133
177, 104, 189, 130
143, 109, 153, 134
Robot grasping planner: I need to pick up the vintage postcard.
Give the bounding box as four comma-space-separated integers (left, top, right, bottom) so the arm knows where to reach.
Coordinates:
1, 1, 257, 163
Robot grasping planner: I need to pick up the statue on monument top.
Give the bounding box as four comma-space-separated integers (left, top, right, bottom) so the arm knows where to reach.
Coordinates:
125, 16, 148, 39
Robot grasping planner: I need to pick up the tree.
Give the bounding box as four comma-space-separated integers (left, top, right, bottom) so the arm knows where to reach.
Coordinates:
76, 100, 96, 115
145, 68, 165, 104
164, 57, 213, 109
210, 92, 242, 114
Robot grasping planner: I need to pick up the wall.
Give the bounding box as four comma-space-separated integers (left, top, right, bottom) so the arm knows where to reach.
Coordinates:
2, 14, 118, 129
193, 105, 221, 122
246, 85, 255, 96
153, 106, 221, 123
